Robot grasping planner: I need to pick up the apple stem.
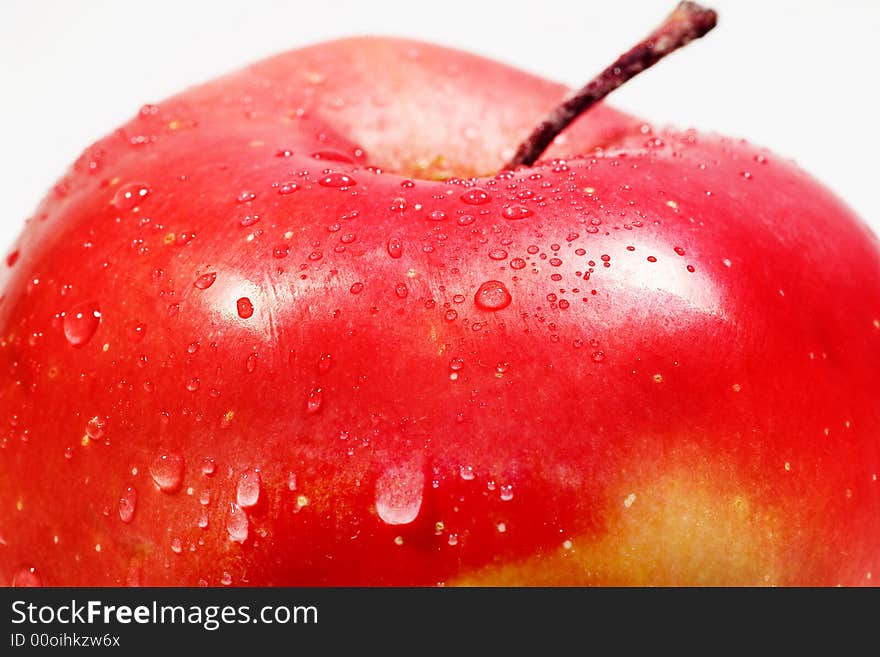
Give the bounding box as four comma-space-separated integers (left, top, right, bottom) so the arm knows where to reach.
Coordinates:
505, 1, 717, 169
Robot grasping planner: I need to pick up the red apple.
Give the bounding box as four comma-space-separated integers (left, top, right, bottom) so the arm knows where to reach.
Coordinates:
1, 3, 879, 586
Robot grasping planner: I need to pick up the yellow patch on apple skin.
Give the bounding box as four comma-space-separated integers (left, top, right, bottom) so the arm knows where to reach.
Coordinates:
411, 155, 455, 181
452, 465, 783, 587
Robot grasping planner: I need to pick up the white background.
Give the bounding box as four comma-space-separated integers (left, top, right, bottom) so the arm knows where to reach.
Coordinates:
2, 0, 878, 254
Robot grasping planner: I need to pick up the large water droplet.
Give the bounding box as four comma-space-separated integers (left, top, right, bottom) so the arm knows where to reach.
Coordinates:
85, 415, 108, 440
236, 469, 261, 508
63, 301, 101, 346
149, 452, 184, 493
201, 457, 216, 477
318, 172, 356, 188
375, 465, 425, 525
225, 503, 249, 543
306, 386, 323, 414
502, 205, 532, 221
193, 272, 217, 289
119, 486, 137, 523
460, 189, 491, 205
474, 280, 512, 311
111, 182, 150, 210
387, 238, 403, 259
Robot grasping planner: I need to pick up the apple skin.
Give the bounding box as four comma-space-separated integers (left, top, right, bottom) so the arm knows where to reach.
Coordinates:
1, 37, 879, 586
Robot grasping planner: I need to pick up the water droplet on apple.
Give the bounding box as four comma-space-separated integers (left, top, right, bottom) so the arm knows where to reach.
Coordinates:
12, 566, 42, 587
428, 210, 447, 222
349, 282, 364, 294
236, 297, 254, 319
201, 457, 216, 476
236, 190, 256, 203
395, 283, 409, 299
502, 205, 532, 221
150, 452, 184, 493
236, 469, 261, 508
474, 280, 512, 311
460, 189, 491, 205
387, 238, 403, 259
225, 503, 249, 543
488, 249, 508, 261
312, 150, 354, 163
306, 386, 323, 414
278, 181, 300, 195
375, 465, 425, 525
460, 465, 475, 481
111, 182, 150, 210
510, 258, 526, 270
318, 353, 332, 372
63, 301, 101, 346
318, 172, 356, 188
119, 486, 137, 523
499, 484, 514, 501
193, 272, 216, 289
85, 415, 108, 440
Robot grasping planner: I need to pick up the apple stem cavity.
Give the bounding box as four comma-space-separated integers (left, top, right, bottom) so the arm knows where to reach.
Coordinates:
505, 1, 717, 169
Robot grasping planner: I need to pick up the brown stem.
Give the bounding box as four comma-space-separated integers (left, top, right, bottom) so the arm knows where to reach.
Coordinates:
505, 1, 717, 169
